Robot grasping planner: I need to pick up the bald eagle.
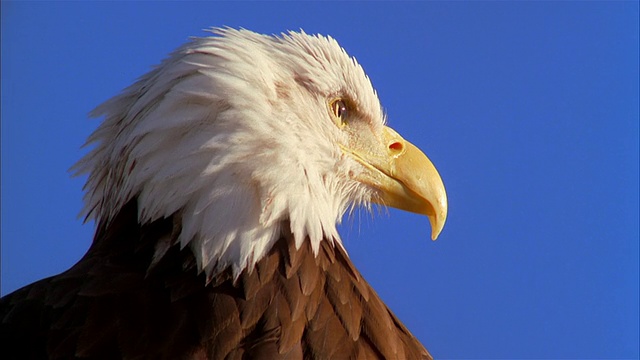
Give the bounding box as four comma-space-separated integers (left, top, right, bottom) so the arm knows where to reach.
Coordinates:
1, 28, 447, 359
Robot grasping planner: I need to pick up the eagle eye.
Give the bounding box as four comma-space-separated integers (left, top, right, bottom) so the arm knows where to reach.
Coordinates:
330, 99, 349, 128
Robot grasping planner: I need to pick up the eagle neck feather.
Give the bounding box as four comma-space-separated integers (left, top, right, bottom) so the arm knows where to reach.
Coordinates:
43, 199, 430, 359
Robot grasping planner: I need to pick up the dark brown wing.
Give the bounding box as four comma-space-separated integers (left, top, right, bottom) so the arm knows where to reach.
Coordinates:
1, 199, 432, 359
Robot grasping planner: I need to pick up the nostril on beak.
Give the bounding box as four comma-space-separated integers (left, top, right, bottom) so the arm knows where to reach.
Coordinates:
389, 141, 404, 152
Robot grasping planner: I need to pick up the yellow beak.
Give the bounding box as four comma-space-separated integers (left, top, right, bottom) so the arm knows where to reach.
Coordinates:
343, 126, 448, 240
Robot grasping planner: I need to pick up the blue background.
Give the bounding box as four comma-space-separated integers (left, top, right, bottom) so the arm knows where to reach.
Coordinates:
2, 2, 638, 359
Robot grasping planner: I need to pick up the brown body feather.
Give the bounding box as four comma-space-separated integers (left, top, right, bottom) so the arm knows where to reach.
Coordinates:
1, 200, 431, 359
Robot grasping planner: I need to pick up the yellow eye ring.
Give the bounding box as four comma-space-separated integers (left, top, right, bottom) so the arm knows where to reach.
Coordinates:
330, 98, 349, 128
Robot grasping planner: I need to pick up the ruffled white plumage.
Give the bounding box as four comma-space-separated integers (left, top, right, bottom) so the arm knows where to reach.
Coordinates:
72, 28, 383, 279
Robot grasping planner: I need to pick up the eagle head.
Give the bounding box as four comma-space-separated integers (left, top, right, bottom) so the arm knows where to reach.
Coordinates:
73, 28, 448, 278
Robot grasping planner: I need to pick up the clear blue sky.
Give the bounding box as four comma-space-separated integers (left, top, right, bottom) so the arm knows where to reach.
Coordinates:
2, 2, 638, 359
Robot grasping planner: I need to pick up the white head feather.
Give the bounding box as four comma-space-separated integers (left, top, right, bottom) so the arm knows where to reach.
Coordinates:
73, 28, 385, 278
